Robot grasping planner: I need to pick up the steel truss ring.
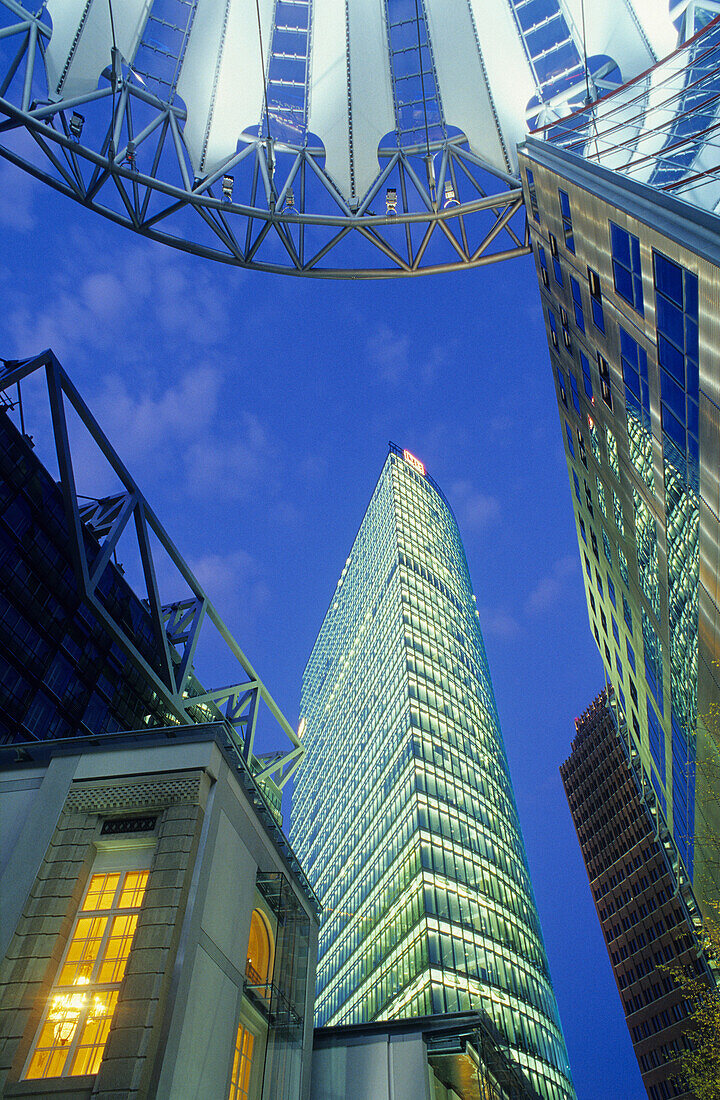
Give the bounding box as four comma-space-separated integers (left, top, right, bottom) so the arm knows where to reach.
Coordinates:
0, 3, 530, 278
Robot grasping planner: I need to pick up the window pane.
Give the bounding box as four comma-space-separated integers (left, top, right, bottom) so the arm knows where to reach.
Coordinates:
24, 865, 149, 1083
229, 1024, 255, 1100
58, 917, 108, 986
68, 991, 119, 1077
118, 871, 149, 910
611, 223, 631, 266
653, 253, 683, 306
84, 874, 120, 913
656, 296, 684, 348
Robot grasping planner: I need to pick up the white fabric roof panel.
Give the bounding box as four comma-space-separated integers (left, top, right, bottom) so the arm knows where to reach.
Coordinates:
559, 0, 674, 81
177, 0, 274, 178
626, 0, 679, 61
424, 0, 507, 175
308, 0, 395, 204
43, 0, 684, 193
46, 0, 151, 100
464, 0, 538, 174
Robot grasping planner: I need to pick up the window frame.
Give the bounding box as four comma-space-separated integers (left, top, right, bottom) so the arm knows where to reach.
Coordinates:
22, 846, 152, 1083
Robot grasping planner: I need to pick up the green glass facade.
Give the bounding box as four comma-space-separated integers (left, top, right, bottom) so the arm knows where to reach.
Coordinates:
520, 137, 720, 915
290, 445, 575, 1100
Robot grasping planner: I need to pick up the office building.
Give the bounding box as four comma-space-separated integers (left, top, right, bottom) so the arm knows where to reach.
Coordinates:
0, 351, 318, 1099
290, 444, 575, 1100
561, 691, 713, 1100
519, 123, 720, 917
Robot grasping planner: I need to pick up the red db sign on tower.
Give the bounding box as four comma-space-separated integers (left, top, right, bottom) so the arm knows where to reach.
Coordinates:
403, 449, 425, 476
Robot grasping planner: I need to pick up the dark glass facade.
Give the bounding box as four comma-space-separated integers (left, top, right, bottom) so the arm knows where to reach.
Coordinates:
561, 691, 712, 1100
0, 405, 240, 745
0, 408, 176, 743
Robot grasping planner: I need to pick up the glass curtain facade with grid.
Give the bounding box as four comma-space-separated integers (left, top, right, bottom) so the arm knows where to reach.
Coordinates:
290, 447, 575, 1100
520, 137, 720, 914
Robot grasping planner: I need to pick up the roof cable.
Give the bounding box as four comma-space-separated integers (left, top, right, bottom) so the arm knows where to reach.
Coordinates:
411, 0, 436, 201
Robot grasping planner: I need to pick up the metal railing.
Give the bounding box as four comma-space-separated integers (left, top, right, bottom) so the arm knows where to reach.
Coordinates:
532, 16, 720, 213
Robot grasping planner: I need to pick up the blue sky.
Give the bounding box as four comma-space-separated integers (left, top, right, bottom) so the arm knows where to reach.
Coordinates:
1, 157, 645, 1098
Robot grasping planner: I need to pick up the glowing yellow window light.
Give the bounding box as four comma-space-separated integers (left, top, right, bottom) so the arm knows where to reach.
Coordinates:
228, 1023, 254, 1100
245, 909, 272, 989
24, 869, 148, 1080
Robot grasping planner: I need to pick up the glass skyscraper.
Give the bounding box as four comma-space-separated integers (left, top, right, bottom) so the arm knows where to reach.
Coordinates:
290, 444, 575, 1100
519, 132, 720, 918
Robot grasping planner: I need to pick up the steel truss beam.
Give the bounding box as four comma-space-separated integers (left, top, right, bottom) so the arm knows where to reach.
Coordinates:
0, 0, 530, 277
0, 350, 304, 788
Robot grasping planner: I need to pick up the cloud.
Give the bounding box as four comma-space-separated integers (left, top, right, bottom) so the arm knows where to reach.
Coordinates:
191, 549, 270, 624
366, 323, 410, 383
42, 360, 276, 509
96, 363, 222, 460
450, 480, 501, 532
185, 411, 277, 502
0, 161, 39, 232
477, 605, 521, 640
271, 500, 303, 527
7, 240, 234, 366
365, 324, 447, 384
524, 555, 578, 615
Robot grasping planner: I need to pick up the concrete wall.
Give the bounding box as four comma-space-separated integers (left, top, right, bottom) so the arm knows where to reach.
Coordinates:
311, 1032, 432, 1100
0, 732, 318, 1100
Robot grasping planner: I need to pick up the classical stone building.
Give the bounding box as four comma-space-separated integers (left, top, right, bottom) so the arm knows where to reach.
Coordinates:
0, 723, 319, 1100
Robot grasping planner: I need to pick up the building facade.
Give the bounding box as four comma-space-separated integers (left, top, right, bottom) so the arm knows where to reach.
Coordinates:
0, 352, 318, 1099
311, 1012, 560, 1100
561, 691, 712, 1100
0, 400, 174, 744
519, 137, 720, 916
290, 444, 575, 1100
0, 723, 319, 1100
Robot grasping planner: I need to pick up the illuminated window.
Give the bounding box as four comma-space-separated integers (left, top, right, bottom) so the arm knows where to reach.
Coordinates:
549, 233, 563, 285
245, 909, 273, 989
570, 275, 585, 332
24, 868, 149, 1080
598, 354, 613, 410
588, 268, 605, 332
229, 1022, 254, 1100
525, 168, 539, 222
537, 244, 549, 287
549, 308, 559, 350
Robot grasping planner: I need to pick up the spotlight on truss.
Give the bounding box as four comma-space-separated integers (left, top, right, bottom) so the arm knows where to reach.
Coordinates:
68, 112, 84, 140
0, 0, 679, 277
443, 181, 460, 209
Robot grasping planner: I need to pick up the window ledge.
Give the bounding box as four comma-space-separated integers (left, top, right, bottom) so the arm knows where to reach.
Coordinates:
4, 1077, 94, 1099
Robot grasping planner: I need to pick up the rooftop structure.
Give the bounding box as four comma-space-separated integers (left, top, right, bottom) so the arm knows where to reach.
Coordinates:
536, 13, 720, 214
0, 350, 304, 823
0, 0, 687, 276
